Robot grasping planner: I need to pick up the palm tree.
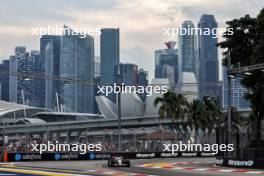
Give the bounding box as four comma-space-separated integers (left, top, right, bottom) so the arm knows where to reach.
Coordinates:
189, 96, 222, 143
154, 92, 188, 139
186, 99, 206, 143
203, 97, 220, 126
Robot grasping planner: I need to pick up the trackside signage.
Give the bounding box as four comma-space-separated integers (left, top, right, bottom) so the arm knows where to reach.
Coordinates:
7, 152, 215, 162
216, 158, 263, 169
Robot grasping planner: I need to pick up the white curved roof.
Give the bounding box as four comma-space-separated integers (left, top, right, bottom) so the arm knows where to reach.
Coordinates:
0, 100, 43, 117
95, 78, 170, 118
96, 96, 118, 118
121, 93, 144, 116
96, 92, 145, 118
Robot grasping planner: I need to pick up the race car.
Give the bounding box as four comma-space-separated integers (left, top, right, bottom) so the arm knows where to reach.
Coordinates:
107, 156, 131, 167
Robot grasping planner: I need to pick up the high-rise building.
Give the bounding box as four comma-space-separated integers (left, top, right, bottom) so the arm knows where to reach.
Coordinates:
93, 56, 101, 113
9, 55, 17, 102
60, 26, 94, 113
13, 47, 38, 106
94, 56, 100, 79
9, 47, 47, 107
178, 21, 197, 74
155, 65, 175, 86
138, 69, 148, 86
198, 14, 219, 98
155, 42, 180, 85
30, 50, 43, 107
0, 60, 10, 101
138, 68, 149, 101
100, 28, 120, 101
41, 35, 61, 110
221, 67, 250, 109
114, 63, 138, 85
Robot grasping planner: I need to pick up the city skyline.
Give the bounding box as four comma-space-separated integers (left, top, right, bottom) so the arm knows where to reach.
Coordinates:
0, 0, 262, 80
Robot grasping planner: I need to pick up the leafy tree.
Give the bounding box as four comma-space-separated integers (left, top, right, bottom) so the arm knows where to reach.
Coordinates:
218, 8, 264, 144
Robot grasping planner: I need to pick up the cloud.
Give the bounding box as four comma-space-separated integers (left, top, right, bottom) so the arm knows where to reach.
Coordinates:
0, 0, 263, 80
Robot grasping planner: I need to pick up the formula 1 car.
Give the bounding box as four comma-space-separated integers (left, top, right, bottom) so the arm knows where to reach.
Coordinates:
107, 156, 131, 167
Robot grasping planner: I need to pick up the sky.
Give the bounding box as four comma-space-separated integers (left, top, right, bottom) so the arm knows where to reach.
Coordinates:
0, 0, 263, 80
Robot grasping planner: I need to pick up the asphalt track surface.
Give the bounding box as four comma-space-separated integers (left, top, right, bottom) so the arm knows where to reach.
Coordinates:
0, 158, 264, 176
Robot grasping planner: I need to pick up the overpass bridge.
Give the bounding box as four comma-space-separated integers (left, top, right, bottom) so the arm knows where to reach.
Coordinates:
0, 116, 171, 134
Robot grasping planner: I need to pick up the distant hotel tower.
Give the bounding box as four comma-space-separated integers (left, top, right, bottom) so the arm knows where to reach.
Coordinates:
198, 14, 219, 99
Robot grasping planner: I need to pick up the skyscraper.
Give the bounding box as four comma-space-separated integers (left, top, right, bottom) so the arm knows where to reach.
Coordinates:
114, 63, 138, 85
60, 26, 94, 113
93, 56, 101, 114
138, 69, 148, 85
40, 35, 61, 110
31, 50, 43, 107
221, 67, 250, 109
9, 55, 17, 102
155, 65, 175, 86
178, 21, 197, 74
198, 14, 219, 98
12, 47, 38, 106
94, 56, 100, 79
155, 42, 180, 85
100, 28, 120, 101
138, 68, 148, 101
0, 60, 10, 101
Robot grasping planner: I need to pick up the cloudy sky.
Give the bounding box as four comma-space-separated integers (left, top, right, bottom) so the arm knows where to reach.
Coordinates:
0, 0, 263, 80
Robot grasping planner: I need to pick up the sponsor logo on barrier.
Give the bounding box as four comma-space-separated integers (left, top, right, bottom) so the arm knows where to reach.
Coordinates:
61, 153, 78, 160
201, 152, 215, 156
228, 160, 254, 167
88, 153, 110, 160
55, 153, 61, 160
136, 153, 155, 158
182, 152, 197, 157
15, 153, 42, 161
15, 154, 22, 161
216, 159, 223, 165
89, 152, 95, 160
160, 152, 179, 157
